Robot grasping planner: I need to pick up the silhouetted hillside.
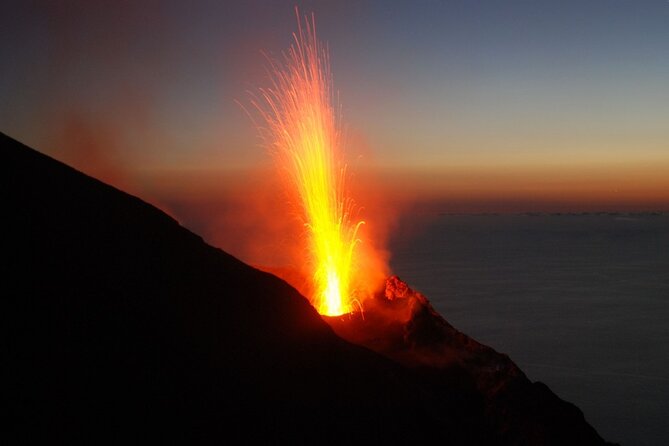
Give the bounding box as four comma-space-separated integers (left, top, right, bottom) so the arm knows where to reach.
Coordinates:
4, 132, 614, 444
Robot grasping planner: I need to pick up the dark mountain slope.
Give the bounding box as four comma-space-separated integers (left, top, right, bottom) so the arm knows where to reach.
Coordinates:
4, 132, 459, 443
4, 131, 613, 444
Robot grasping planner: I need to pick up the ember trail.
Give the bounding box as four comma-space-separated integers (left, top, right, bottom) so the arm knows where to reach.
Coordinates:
252, 9, 363, 316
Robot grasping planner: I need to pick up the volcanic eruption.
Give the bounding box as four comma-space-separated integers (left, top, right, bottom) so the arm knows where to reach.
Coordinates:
236, 14, 613, 443
2, 7, 613, 441
248, 8, 385, 316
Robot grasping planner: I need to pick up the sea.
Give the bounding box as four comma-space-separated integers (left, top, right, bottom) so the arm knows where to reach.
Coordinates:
388, 212, 669, 446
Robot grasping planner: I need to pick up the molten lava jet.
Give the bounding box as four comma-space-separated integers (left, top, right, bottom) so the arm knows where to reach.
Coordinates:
250, 9, 383, 316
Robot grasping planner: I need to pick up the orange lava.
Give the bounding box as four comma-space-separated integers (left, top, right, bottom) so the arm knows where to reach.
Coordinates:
250, 8, 380, 316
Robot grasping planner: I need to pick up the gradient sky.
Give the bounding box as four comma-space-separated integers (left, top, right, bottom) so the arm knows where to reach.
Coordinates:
2, 0, 668, 212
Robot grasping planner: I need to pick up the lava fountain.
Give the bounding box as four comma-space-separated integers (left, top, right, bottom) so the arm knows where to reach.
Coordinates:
249, 9, 381, 316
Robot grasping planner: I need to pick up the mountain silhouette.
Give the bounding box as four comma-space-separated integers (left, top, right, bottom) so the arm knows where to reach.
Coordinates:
4, 132, 613, 444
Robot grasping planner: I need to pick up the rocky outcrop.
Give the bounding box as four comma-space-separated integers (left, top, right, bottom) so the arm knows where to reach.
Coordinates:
326, 275, 616, 445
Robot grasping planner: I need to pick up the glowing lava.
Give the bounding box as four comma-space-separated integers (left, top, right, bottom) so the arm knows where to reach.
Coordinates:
251, 10, 363, 316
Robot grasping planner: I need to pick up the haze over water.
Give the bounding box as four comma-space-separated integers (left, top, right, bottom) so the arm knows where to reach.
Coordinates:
389, 212, 669, 446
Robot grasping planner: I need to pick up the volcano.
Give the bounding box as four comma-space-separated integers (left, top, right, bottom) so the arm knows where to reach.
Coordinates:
4, 132, 615, 444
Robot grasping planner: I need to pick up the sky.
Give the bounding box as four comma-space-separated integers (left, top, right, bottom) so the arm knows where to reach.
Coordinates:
2, 0, 668, 221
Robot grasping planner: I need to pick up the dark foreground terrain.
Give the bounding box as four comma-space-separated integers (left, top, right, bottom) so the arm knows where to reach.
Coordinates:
4, 132, 614, 444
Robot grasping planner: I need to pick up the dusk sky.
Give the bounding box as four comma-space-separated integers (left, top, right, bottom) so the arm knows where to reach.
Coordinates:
2, 0, 668, 213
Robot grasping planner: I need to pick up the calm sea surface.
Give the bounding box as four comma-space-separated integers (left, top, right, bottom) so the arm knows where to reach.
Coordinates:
388, 213, 669, 446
